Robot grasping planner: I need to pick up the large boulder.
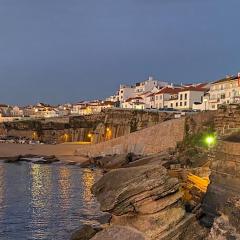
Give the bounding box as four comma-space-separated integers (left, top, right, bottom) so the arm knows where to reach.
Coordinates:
92, 163, 186, 239
92, 163, 181, 215
90, 225, 147, 240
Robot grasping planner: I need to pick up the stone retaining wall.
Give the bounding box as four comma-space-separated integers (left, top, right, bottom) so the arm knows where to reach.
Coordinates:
75, 118, 186, 157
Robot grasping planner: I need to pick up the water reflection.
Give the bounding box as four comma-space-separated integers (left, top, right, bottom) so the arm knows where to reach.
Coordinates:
82, 169, 95, 202
30, 164, 53, 240
0, 165, 5, 220
0, 162, 103, 240
58, 166, 71, 210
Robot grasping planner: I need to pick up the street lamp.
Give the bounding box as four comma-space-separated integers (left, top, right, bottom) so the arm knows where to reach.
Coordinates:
205, 135, 216, 148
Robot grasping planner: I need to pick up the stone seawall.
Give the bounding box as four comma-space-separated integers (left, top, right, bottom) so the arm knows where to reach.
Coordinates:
75, 118, 186, 157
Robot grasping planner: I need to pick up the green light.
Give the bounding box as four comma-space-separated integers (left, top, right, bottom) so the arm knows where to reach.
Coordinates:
205, 135, 216, 147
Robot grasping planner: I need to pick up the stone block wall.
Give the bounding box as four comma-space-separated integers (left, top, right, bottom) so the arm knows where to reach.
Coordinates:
75, 118, 186, 157
214, 105, 240, 135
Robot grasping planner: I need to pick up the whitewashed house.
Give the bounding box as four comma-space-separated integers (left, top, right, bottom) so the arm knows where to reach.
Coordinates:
122, 97, 145, 110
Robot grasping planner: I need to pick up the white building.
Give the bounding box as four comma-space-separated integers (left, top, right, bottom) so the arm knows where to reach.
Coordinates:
122, 97, 145, 110
154, 87, 181, 109
192, 93, 210, 111
118, 84, 135, 104
208, 75, 240, 110
71, 100, 115, 115
116, 76, 168, 107
134, 76, 168, 94
11, 106, 24, 117
175, 86, 208, 110
147, 84, 208, 110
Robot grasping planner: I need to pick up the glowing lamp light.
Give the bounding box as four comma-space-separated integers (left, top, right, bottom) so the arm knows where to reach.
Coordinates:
87, 133, 92, 138
106, 127, 110, 132
205, 135, 216, 147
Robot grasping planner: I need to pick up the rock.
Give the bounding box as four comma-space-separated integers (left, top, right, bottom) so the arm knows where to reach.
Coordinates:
80, 159, 92, 168
92, 163, 181, 215
207, 214, 240, 240
111, 206, 185, 240
3, 155, 21, 163
90, 154, 135, 169
126, 152, 170, 168
92, 163, 187, 239
177, 217, 209, 240
95, 213, 112, 225
70, 225, 101, 240
90, 225, 147, 240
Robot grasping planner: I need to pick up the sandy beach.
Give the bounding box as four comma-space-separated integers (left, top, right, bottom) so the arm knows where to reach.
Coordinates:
0, 143, 88, 163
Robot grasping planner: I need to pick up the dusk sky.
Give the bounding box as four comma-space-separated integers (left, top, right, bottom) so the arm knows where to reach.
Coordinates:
0, 0, 239, 105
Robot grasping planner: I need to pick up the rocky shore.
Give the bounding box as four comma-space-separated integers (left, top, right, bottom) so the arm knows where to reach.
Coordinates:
71, 150, 210, 240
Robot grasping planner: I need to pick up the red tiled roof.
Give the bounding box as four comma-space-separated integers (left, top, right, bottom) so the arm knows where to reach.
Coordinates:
212, 75, 238, 84
179, 85, 208, 92
125, 97, 143, 102
147, 93, 155, 97
155, 87, 182, 95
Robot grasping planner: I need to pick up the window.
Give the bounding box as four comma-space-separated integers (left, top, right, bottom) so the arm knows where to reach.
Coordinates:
171, 103, 173, 107
180, 102, 182, 106
185, 93, 187, 100
180, 94, 183, 100
176, 102, 178, 107
156, 96, 158, 100
184, 102, 187, 106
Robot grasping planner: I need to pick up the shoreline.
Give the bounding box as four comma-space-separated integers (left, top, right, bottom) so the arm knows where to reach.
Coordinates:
0, 143, 88, 163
